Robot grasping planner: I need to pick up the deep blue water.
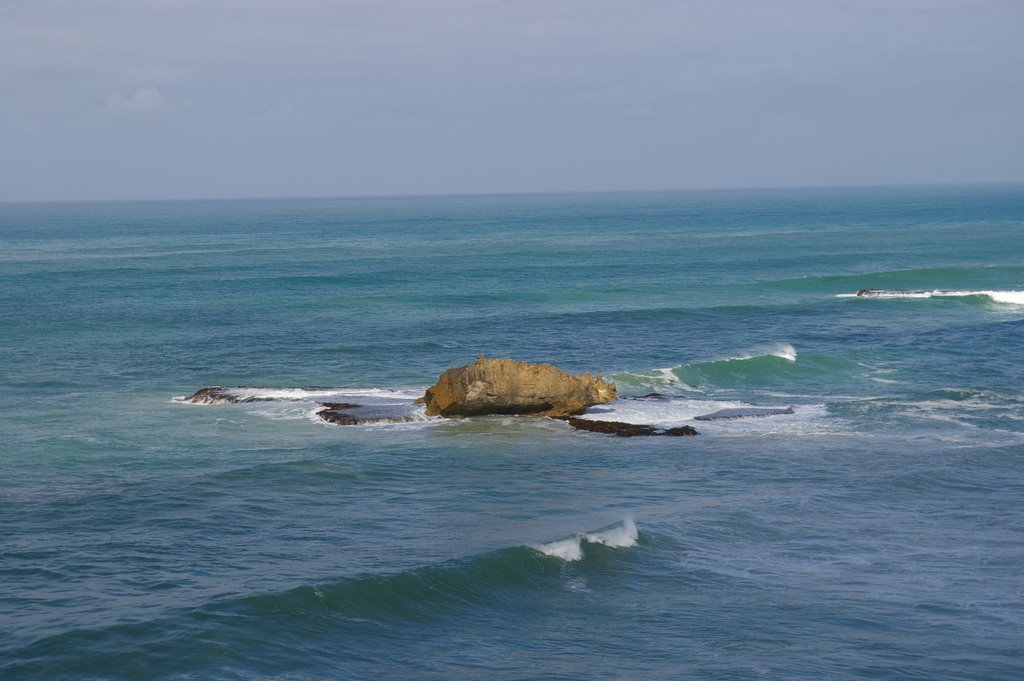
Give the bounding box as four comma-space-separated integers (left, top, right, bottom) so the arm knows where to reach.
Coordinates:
2, 186, 1023, 680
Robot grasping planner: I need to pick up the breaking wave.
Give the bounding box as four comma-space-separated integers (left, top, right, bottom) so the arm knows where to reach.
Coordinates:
532, 517, 639, 562
3, 519, 642, 677
613, 344, 800, 393
729, 343, 798, 362
837, 290, 1024, 306
769, 265, 1024, 298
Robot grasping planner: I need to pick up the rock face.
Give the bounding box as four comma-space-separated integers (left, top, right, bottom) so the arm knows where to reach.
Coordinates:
419, 356, 616, 418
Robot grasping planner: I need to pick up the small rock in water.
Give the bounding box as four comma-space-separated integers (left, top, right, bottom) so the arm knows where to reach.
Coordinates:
662, 425, 699, 436
319, 402, 361, 411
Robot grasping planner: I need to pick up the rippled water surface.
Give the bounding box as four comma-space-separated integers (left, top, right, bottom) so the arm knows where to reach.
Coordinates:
2, 186, 1023, 680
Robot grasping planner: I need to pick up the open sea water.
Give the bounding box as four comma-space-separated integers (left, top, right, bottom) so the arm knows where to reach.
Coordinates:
2, 185, 1023, 680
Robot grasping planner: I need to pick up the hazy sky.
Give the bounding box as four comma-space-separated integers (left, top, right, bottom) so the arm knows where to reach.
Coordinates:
2, 0, 1022, 201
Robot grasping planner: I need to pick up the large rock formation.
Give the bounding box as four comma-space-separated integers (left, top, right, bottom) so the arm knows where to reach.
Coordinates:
418, 356, 616, 418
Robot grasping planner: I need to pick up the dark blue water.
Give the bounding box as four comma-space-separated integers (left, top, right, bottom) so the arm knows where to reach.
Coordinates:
2, 186, 1023, 679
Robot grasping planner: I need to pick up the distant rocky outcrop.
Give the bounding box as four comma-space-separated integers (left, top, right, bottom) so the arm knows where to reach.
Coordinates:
186, 387, 265, 404
564, 417, 698, 437
418, 356, 616, 418
855, 289, 931, 297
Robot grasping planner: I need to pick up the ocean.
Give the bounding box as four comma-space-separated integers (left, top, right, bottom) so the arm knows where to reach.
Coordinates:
1, 185, 1023, 680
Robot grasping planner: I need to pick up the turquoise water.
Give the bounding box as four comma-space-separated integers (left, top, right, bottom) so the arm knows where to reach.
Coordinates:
2, 185, 1023, 680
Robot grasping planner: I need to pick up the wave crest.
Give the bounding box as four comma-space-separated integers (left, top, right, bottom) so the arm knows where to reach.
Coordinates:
532, 517, 639, 562
731, 343, 797, 362
613, 344, 799, 393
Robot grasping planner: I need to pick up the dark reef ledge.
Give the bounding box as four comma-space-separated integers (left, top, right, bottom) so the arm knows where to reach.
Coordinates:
315, 403, 418, 426
563, 417, 698, 437
186, 387, 267, 404
694, 407, 795, 421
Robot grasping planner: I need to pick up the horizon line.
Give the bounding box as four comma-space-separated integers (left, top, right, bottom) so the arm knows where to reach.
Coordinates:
2, 179, 1022, 207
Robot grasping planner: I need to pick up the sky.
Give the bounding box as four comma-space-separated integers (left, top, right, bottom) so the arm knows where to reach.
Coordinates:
2, 0, 1022, 201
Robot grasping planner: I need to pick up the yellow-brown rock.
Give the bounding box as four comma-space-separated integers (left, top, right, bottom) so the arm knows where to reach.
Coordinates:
418, 356, 616, 418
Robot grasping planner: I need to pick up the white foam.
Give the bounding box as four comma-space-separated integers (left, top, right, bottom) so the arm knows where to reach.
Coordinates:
537, 536, 585, 561
218, 386, 426, 402
576, 397, 829, 436
586, 516, 640, 548
580, 397, 749, 426
711, 342, 797, 363
615, 366, 701, 392
580, 397, 812, 424
615, 344, 798, 394
643, 366, 708, 393
653, 366, 691, 388
766, 343, 798, 362
179, 385, 440, 427
838, 290, 1024, 305
985, 291, 1024, 306
533, 517, 639, 562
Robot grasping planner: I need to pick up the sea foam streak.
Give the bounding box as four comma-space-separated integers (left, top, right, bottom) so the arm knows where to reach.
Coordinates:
533, 517, 639, 562
175, 386, 435, 425
183, 386, 427, 402
838, 290, 1024, 305
732, 342, 797, 362
577, 397, 825, 435
679, 343, 798, 365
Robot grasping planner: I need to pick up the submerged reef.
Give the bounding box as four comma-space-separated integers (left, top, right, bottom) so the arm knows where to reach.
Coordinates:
563, 417, 698, 437
694, 407, 795, 421
186, 387, 268, 404
315, 403, 418, 425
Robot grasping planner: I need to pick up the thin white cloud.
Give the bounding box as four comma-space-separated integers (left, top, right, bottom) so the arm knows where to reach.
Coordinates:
105, 86, 165, 114
1, 1, 1022, 200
